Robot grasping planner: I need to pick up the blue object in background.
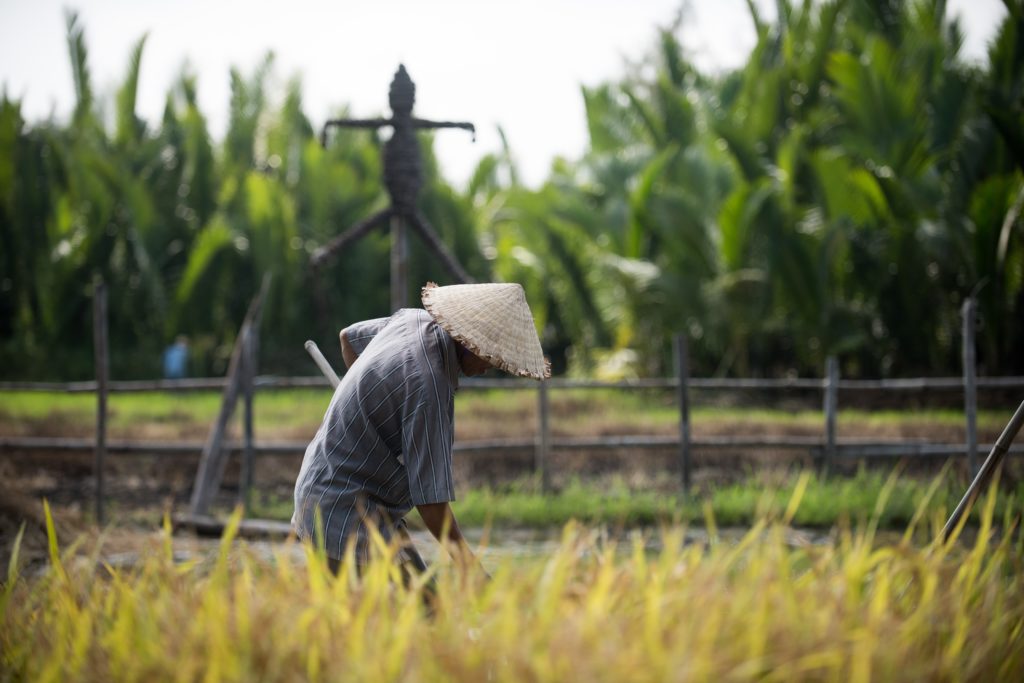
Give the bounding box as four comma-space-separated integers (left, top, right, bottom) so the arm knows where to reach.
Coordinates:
162, 337, 189, 379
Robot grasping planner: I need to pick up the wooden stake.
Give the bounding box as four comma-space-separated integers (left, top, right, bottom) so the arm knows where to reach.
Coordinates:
92, 277, 108, 525
238, 327, 256, 510
675, 335, 692, 493
823, 356, 839, 475
962, 297, 978, 474
536, 380, 551, 493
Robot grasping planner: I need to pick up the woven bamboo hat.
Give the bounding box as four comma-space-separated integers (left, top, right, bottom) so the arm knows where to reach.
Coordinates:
422, 282, 550, 380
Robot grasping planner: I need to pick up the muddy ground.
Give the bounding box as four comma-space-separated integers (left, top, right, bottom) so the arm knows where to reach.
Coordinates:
2, 414, 996, 507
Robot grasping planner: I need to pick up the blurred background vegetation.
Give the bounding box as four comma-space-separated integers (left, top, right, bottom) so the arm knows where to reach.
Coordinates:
1, 0, 1022, 381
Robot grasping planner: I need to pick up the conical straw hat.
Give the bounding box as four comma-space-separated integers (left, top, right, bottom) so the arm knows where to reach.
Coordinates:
422, 282, 550, 380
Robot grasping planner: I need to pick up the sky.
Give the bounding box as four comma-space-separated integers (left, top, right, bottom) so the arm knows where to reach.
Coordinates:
0, 0, 1008, 189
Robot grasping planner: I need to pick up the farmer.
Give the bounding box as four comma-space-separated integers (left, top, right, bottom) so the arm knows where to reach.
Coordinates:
292, 282, 549, 574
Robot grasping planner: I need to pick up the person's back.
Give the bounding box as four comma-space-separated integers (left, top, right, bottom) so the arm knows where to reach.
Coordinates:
292, 308, 459, 563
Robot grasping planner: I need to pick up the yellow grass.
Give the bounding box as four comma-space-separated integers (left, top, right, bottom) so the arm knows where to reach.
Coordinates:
2, 483, 1023, 682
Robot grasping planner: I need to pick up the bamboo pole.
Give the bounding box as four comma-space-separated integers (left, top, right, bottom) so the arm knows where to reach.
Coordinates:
962, 297, 978, 474
92, 278, 108, 525
941, 399, 1024, 542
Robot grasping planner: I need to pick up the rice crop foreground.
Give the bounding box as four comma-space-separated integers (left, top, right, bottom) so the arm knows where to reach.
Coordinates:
2, 483, 1023, 682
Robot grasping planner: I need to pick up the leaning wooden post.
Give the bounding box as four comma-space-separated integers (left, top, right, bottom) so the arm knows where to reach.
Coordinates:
92, 277, 108, 526
822, 356, 839, 475
238, 326, 257, 511
674, 334, 692, 493
962, 297, 978, 475
536, 379, 551, 493
189, 321, 249, 515
189, 274, 271, 516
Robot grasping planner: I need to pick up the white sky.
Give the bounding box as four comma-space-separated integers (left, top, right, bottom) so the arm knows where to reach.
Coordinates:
0, 0, 1007, 189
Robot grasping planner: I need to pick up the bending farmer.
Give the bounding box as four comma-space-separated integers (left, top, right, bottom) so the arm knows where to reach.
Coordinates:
292, 282, 549, 572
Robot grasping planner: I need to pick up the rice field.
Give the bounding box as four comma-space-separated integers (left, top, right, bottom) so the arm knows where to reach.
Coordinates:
3, 477, 1023, 682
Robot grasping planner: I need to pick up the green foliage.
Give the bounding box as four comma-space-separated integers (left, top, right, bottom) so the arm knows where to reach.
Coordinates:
531, 0, 1024, 377
0, 18, 485, 379
1, 5, 1023, 380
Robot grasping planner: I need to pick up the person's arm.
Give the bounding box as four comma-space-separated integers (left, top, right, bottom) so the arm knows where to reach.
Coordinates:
339, 330, 358, 369
338, 316, 391, 369
404, 323, 487, 574
415, 502, 481, 569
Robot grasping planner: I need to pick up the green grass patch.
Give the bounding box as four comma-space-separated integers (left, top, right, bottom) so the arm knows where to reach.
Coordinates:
0, 389, 335, 433
253, 471, 1024, 531
1, 388, 1011, 433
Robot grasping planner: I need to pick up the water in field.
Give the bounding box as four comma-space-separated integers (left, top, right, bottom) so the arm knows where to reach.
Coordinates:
412, 525, 839, 565
93, 524, 843, 573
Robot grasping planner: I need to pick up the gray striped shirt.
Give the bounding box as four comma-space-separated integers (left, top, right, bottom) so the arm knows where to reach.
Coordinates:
291, 308, 459, 562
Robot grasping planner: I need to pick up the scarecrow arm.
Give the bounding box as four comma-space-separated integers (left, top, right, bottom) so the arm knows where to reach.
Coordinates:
320, 118, 393, 146
411, 118, 475, 135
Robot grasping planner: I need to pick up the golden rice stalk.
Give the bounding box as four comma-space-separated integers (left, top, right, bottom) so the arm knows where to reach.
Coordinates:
0, 491, 1022, 682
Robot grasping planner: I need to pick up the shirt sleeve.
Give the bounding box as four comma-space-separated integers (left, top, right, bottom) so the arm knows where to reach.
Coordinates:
341, 316, 391, 356
401, 326, 456, 507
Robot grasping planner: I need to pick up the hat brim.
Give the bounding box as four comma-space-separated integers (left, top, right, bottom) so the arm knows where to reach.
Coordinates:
422, 282, 550, 380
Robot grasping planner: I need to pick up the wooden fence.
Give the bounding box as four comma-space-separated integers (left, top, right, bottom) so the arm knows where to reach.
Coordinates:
3, 348, 1023, 487
2, 296, 1023, 508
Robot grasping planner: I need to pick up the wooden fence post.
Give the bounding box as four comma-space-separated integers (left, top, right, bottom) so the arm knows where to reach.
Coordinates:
92, 277, 108, 525
823, 356, 839, 475
238, 326, 257, 511
962, 297, 978, 475
536, 380, 551, 493
674, 334, 691, 493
